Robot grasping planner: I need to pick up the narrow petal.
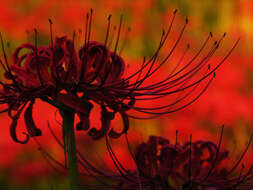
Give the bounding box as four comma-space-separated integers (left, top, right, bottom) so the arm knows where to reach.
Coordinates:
108, 111, 129, 138
105, 54, 125, 83
89, 106, 114, 140
76, 108, 92, 131
24, 99, 42, 137
10, 109, 29, 144
12, 43, 35, 65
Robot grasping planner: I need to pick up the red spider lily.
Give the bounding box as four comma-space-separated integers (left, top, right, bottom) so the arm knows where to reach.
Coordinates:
114, 127, 253, 190
31, 124, 253, 189
0, 9, 239, 144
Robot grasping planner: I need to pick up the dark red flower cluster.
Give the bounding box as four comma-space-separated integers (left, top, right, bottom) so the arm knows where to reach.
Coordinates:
115, 132, 253, 190
0, 33, 130, 143
0, 10, 239, 144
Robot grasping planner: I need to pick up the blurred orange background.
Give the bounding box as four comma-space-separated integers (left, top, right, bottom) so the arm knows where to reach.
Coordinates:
0, 0, 253, 189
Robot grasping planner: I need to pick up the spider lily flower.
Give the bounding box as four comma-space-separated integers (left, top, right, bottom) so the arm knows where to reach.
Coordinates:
0, 10, 239, 143
114, 128, 253, 190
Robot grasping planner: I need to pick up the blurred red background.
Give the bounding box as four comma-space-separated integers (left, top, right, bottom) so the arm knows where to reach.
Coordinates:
0, 0, 253, 189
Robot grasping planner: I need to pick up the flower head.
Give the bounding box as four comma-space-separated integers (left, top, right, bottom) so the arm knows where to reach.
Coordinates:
0, 10, 239, 143
115, 128, 253, 190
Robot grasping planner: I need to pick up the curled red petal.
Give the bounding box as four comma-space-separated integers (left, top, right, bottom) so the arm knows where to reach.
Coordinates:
108, 111, 129, 138
76, 120, 89, 131
89, 106, 114, 140
12, 43, 35, 65
105, 53, 125, 83
24, 99, 42, 137
53, 36, 78, 79
79, 41, 110, 83
10, 109, 29, 144
76, 100, 93, 131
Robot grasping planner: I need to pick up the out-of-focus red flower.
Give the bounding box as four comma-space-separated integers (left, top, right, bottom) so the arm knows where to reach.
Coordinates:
117, 133, 253, 190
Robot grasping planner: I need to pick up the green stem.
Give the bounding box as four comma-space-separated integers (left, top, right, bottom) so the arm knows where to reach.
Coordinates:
61, 109, 79, 190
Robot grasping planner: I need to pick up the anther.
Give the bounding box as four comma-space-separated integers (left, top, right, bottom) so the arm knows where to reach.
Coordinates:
34, 28, 38, 35
162, 29, 165, 36
48, 19, 53, 24
108, 14, 112, 20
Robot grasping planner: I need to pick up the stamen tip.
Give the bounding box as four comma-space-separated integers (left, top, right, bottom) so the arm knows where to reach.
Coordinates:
48, 19, 52, 24
162, 29, 165, 35
185, 18, 189, 24
108, 14, 112, 20
173, 9, 178, 14
209, 32, 213, 37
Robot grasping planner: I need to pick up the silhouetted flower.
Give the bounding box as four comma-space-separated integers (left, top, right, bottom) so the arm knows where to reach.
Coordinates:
0, 10, 239, 143
115, 128, 253, 190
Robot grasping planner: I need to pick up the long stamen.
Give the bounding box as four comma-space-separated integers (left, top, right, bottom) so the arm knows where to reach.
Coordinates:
129, 17, 188, 90
64, 30, 76, 85
128, 70, 215, 117
132, 36, 238, 97
113, 15, 123, 57
34, 29, 44, 87
104, 14, 112, 47
48, 19, 59, 84
100, 15, 123, 87
0, 33, 21, 91
105, 135, 137, 182
48, 19, 54, 46
76, 12, 89, 87
124, 134, 143, 190
88, 8, 93, 44
202, 125, 224, 182
119, 26, 131, 55
227, 134, 253, 175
